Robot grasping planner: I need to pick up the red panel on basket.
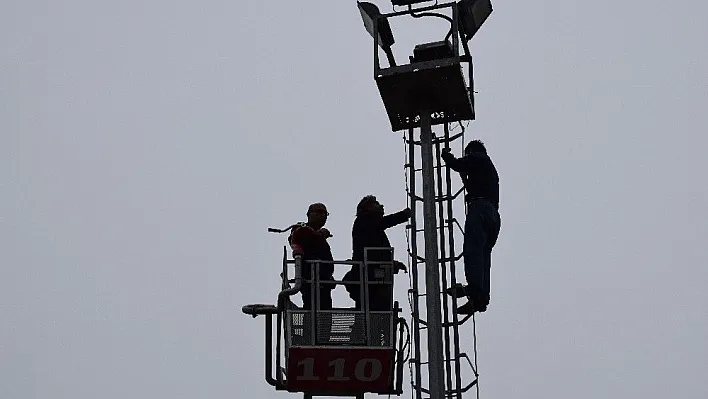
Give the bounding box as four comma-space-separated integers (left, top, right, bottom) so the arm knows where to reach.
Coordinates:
286, 347, 394, 393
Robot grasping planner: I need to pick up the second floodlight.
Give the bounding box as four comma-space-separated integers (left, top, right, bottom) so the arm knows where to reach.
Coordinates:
358, 2, 397, 66
457, 0, 493, 41
358, 2, 395, 48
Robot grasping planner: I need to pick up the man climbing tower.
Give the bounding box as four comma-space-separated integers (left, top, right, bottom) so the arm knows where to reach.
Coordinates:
441, 140, 501, 314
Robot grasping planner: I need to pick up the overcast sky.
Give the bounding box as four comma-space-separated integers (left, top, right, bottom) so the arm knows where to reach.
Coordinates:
2, 1, 707, 398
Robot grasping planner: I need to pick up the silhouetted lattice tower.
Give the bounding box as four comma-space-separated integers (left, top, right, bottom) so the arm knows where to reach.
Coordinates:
357, 1, 493, 398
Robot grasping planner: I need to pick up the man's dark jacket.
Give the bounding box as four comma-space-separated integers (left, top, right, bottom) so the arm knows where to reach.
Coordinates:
441, 150, 499, 207
344, 210, 409, 297
289, 223, 335, 287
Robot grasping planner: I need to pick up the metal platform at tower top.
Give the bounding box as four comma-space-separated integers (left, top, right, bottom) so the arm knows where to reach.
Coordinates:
376, 56, 474, 131
361, 0, 492, 132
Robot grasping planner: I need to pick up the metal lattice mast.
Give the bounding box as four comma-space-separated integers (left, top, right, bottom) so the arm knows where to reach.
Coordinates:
439, 123, 466, 399
357, 2, 494, 397
406, 126, 424, 399
406, 121, 479, 399
419, 112, 446, 398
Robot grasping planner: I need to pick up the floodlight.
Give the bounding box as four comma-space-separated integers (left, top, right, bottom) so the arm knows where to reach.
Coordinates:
358, 2, 395, 48
357, 2, 397, 66
457, 0, 493, 40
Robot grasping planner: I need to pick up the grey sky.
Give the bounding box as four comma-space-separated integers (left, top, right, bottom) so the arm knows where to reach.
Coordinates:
2, 1, 707, 398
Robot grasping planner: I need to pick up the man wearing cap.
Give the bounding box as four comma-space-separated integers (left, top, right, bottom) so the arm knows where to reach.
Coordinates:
289, 203, 335, 311
441, 140, 501, 314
